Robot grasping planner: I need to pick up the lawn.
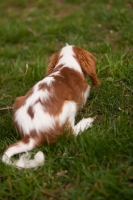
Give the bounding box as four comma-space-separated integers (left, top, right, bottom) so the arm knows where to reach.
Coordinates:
0, 0, 133, 199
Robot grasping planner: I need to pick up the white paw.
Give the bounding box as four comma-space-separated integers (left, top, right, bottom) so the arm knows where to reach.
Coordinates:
34, 151, 45, 165
79, 117, 94, 130
19, 152, 31, 160
15, 151, 45, 169
15, 153, 31, 168
2, 154, 11, 165
74, 117, 95, 135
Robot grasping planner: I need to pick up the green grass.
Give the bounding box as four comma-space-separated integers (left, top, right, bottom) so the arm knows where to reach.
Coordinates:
0, 0, 133, 199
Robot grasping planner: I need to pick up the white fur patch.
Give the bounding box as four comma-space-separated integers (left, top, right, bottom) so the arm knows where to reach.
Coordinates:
56, 45, 82, 73
26, 89, 50, 106
32, 102, 55, 132
15, 101, 56, 134
34, 77, 54, 92
14, 77, 55, 134
59, 101, 77, 127
42, 76, 54, 86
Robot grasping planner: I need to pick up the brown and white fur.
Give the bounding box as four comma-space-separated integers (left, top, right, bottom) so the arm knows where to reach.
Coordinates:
2, 44, 100, 168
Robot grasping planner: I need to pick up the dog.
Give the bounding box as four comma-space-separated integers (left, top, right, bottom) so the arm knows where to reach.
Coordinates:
2, 44, 100, 168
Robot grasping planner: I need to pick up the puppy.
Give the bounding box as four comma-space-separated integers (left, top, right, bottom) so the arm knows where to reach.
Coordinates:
2, 44, 100, 168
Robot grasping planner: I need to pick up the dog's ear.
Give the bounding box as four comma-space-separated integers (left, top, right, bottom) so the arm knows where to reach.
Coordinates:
46, 52, 60, 76
73, 47, 100, 87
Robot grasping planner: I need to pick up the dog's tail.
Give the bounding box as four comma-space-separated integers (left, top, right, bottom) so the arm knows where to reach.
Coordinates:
2, 137, 45, 169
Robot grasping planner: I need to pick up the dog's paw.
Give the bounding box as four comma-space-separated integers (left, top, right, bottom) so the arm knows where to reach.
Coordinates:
34, 151, 45, 166
74, 117, 96, 135
79, 117, 94, 129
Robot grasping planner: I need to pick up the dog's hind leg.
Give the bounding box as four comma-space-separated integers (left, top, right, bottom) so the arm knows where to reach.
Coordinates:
2, 136, 44, 168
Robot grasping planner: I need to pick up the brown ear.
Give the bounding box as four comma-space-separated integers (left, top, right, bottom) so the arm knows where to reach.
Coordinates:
46, 52, 60, 76
73, 47, 100, 87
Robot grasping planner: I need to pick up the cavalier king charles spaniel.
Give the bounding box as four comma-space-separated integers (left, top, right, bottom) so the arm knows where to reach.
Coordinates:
2, 44, 100, 168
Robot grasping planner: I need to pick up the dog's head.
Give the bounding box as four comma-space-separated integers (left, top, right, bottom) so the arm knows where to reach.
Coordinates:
46, 45, 100, 87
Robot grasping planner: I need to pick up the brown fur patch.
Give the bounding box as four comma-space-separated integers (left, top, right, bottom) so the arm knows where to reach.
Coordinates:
13, 96, 26, 110
38, 82, 49, 90
13, 87, 33, 111
27, 106, 34, 119
73, 46, 100, 87
46, 51, 61, 75
38, 67, 88, 117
